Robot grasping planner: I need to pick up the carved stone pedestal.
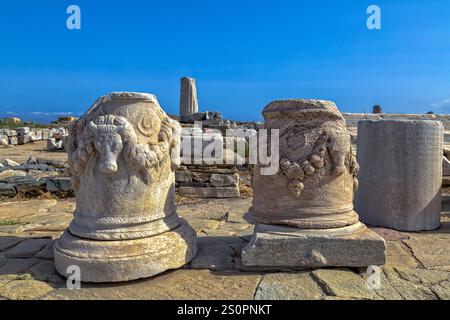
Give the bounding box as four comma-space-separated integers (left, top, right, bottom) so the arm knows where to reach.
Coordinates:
242, 223, 386, 268
55, 220, 196, 283
241, 99, 386, 269
54, 92, 197, 282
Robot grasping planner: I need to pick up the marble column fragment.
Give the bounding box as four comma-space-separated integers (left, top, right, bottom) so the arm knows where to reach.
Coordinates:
242, 99, 386, 268
54, 92, 197, 282
179, 77, 199, 116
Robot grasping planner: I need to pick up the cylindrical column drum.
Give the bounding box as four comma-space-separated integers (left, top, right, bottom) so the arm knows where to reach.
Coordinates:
355, 120, 443, 231
250, 99, 360, 229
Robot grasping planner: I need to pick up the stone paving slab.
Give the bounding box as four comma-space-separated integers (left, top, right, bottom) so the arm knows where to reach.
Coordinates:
383, 268, 442, 300
189, 237, 244, 271
0, 197, 449, 300
311, 269, 380, 300
4, 238, 51, 259
385, 241, 421, 268
43, 270, 262, 300
0, 236, 26, 251
254, 272, 324, 300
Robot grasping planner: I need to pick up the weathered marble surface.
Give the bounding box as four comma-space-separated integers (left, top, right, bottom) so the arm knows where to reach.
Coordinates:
355, 120, 443, 231
54, 92, 197, 282
0, 198, 449, 299
179, 77, 199, 116
242, 222, 386, 268
55, 220, 197, 283
243, 99, 386, 268
250, 99, 360, 229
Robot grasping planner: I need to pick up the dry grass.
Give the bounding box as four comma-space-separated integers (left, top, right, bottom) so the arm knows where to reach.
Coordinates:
0, 190, 74, 203
0, 219, 21, 226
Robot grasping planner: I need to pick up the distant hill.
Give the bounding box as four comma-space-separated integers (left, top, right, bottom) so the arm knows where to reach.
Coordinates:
0, 112, 79, 125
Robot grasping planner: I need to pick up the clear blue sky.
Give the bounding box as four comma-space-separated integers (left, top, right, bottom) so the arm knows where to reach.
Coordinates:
1, 0, 450, 123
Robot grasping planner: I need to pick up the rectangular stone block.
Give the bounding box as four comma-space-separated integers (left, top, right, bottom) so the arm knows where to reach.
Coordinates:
380, 114, 437, 121
202, 119, 222, 126
31, 130, 43, 141
8, 137, 17, 145
0, 135, 8, 146
241, 223, 386, 268
16, 127, 30, 135
7, 130, 17, 137
436, 115, 450, 131
186, 165, 238, 174
42, 130, 51, 140
175, 170, 193, 183
3, 176, 46, 193
17, 134, 32, 145
0, 184, 17, 197
341, 113, 382, 128
178, 186, 240, 198
209, 173, 238, 187
45, 177, 73, 192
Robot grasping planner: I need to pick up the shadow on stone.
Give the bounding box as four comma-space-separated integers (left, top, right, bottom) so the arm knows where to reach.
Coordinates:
0, 235, 65, 287
418, 220, 450, 235
188, 236, 247, 272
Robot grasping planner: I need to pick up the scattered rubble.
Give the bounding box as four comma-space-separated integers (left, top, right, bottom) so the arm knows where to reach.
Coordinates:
0, 127, 68, 151
0, 156, 71, 198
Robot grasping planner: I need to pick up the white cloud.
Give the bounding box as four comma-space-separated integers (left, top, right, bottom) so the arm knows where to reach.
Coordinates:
431, 98, 450, 109
30, 111, 74, 116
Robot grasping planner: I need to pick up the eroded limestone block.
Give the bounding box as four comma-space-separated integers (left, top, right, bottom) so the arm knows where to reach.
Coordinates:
17, 134, 31, 145
47, 138, 62, 151
16, 127, 30, 135
0, 136, 8, 147
242, 99, 386, 268
45, 177, 73, 193
54, 92, 197, 282
8, 137, 17, 145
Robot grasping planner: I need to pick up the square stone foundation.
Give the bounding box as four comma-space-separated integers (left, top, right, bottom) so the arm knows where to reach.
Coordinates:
241, 222, 386, 268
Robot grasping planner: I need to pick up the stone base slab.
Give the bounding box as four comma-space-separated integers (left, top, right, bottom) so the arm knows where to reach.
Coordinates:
54, 220, 197, 283
241, 222, 386, 268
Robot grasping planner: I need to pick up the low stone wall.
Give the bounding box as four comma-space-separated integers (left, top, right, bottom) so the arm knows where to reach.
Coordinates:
343, 113, 450, 130
176, 165, 240, 198
1, 158, 243, 199
344, 113, 450, 151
